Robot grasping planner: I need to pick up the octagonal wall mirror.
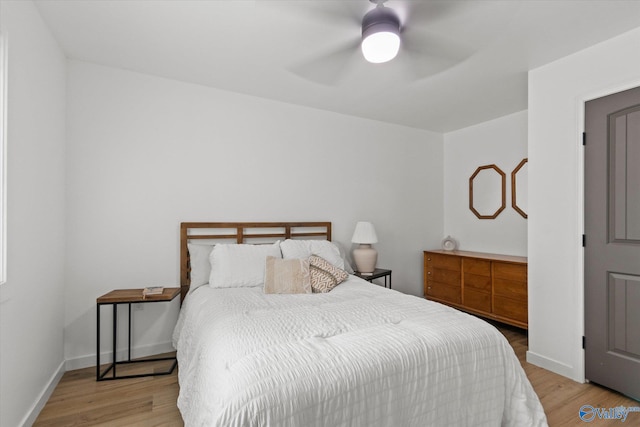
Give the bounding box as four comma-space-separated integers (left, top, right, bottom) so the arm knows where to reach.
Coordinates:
469, 164, 506, 219
511, 158, 528, 219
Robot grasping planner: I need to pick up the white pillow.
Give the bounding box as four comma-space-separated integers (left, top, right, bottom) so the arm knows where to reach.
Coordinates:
280, 239, 345, 270
209, 242, 282, 288
332, 241, 355, 274
187, 243, 215, 293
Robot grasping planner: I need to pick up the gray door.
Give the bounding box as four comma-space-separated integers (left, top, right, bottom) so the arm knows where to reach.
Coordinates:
585, 86, 640, 400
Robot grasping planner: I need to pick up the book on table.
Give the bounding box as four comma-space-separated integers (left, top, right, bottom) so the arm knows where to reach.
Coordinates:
142, 286, 164, 298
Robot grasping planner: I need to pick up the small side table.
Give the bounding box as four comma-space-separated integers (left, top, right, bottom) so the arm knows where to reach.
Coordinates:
96, 287, 180, 381
354, 268, 392, 289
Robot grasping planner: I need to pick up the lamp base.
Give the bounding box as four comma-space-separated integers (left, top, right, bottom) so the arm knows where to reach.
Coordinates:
353, 244, 377, 274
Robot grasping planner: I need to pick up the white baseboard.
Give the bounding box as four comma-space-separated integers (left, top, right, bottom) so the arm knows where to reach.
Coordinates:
526, 350, 583, 382
65, 341, 176, 371
17, 342, 176, 426
20, 360, 65, 427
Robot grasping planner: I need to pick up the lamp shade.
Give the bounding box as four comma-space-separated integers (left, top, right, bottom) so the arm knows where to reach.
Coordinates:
361, 5, 401, 64
351, 221, 378, 244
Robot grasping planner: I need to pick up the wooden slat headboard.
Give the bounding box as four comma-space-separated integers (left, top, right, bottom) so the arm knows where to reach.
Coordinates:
180, 222, 332, 303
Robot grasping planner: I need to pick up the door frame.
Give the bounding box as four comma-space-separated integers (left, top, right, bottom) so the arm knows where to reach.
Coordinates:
577, 78, 640, 383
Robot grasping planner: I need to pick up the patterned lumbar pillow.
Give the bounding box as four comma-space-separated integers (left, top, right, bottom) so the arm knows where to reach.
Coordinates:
309, 254, 349, 293
264, 256, 312, 294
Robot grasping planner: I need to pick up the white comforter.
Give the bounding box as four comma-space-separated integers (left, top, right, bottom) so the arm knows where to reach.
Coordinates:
173, 276, 547, 427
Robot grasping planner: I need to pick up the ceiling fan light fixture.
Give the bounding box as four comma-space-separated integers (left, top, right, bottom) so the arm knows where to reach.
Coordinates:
361, 5, 401, 64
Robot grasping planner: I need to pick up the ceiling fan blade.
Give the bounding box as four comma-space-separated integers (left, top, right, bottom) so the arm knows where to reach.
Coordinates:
399, 0, 468, 26
287, 38, 362, 85
395, 0, 520, 81
256, 0, 364, 30
401, 0, 520, 27
399, 26, 474, 80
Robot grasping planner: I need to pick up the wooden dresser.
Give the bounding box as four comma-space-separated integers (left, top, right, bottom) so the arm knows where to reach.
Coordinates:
423, 250, 528, 329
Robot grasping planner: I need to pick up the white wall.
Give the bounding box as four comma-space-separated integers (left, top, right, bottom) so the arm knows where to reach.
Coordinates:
64, 61, 444, 367
444, 110, 528, 256
528, 27, 640, 381
0, 2, 67, 426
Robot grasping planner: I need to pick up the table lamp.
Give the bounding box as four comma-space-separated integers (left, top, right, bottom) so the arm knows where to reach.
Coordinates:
351, 221, 378, 275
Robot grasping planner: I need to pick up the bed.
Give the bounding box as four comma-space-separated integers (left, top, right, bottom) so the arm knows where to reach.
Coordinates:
173, 222, 547, 426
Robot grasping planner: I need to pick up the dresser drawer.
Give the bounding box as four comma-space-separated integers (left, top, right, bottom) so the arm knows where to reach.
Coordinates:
493, 296, 527, 324
427, 268, 461, 286
464, 288, 491, 312
493, 262, 527, 282
425, 252, 461, 271
494, 278, 527, 301
463, 258, 491, 276
464, 273, 492, 292
426, 282, 461, 304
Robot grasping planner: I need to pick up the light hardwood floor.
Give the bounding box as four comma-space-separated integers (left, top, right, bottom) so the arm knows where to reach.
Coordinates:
34, 325, 639, 426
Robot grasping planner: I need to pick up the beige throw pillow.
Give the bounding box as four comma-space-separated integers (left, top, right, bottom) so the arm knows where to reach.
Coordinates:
264, 256, 312, 294
309, 255, 349, 293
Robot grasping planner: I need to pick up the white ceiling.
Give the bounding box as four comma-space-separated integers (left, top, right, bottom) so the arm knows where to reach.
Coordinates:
34, 0, 640, 133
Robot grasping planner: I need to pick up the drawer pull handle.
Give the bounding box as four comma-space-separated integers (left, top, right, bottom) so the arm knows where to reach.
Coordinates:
427, 272, 431, 275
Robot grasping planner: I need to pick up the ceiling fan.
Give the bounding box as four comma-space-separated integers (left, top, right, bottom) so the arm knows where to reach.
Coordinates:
278, 0, 522, 86
284, 0, 479, 85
